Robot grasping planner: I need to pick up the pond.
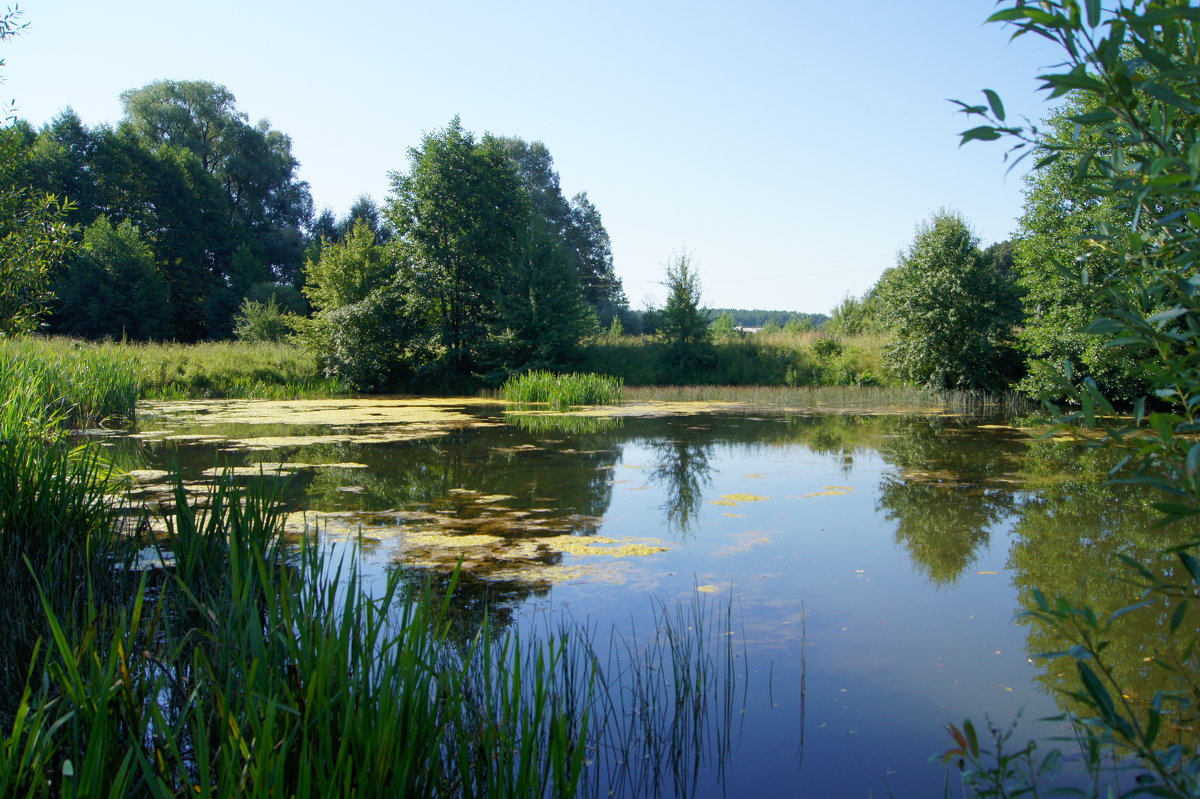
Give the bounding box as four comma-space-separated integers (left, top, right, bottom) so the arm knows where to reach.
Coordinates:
95, 397, 1194, 797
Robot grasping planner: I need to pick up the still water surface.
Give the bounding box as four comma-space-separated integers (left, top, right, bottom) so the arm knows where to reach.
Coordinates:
102, 398, 1189, 797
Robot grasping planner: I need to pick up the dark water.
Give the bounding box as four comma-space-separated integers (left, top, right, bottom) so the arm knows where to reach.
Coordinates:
103, 400, 1195, 797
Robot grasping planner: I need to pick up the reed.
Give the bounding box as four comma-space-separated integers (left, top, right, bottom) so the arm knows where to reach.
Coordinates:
502, 370, 624, 409
0, 337, 139, 430
0, 477, 746, 797
623, 383, 1037, 415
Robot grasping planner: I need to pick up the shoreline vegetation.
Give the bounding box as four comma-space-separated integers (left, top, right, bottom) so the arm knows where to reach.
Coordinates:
6, 334, 1037, 415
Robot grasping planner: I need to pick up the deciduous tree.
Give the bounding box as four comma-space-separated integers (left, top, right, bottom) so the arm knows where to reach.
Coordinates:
879, 210, 1017, 391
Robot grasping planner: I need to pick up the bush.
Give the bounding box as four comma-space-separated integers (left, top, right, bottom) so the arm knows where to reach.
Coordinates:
233, 296, 299, 343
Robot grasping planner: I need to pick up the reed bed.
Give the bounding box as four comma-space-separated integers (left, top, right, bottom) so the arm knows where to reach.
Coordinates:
0, 337, 139, 430
623, 383, 1037, 415
575, 331, 889, 387
502, 371, 624, 409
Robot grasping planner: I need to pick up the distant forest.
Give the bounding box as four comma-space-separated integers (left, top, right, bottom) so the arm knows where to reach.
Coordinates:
707, 309, 829, 329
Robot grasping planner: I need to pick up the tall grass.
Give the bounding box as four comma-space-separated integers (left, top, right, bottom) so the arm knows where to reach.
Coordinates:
575, 331, 890, 388
624, 383, 1037, 415
0, 337, 139, 430
0, 477, 747, 797
502, 370, 624, 409
21, 336, 347, 400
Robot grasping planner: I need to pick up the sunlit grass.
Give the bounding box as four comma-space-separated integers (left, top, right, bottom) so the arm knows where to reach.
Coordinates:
502, 370, 624, 409
23, 335, 348, 400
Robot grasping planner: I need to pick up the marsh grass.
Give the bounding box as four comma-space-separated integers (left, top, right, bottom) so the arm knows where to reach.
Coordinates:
624, 383, 1036, 415
0, 478, 748, 798
502, 370, 624, 409
22, 336, 348, 401
576, 331, 890, 387
1, 337, 139, 430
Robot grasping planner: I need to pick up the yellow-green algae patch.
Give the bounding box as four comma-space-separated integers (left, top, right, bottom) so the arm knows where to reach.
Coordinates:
279, 507, 670, 586
709, 493, 770, 506
797, 486, 854, 497
125, 469, 170, 483
140, 396, 503, 426
133, 397, 506, 450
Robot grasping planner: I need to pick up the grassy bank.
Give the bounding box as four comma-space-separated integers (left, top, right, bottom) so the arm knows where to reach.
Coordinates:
15, 332, 893, 406
18, 336, 346, 401
574, 331, 889, 387
0, 341, 744, 797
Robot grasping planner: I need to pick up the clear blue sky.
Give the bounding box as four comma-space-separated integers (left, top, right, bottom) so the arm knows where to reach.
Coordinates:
5, 0, 1062, 315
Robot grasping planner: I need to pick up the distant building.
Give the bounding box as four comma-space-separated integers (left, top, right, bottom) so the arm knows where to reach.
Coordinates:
733, 326, 762, 334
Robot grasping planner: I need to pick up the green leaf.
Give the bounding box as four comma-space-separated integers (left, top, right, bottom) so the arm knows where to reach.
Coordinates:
1187, 443, 1200, 478
1147, 306, 1187, 324
959, 125, 1003, 145
1170, 601, 1188, 634
1107, 601, 1153, 626
1084, 0, 1101, 27
1179, 551, 1200, 584
1145, 707, 1161, 747
1070, 109, 1118, 125
982, 89, 1006, 122
1040, 71, 1109, 95
1135, 7, 1200, 24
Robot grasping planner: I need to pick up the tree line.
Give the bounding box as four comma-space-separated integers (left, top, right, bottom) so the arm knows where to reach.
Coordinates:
2, 72, 631, 387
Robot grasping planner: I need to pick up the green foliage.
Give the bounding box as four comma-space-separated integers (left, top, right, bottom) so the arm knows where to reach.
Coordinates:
232, 295, 298, 343
710, 311, 737, 341
659, 250, 714, 374
606, 314, 625, 340
494, 217, 596, 372
290, 120, 612, 390
0, 128, 76, 337
826, 292, 887, 337
879, 210, 1019, 391
501, 370, 623, 409
387, 118, 530, 378
708, 308, 828, 330
303, 219, 392, 312
949, 1, 1200, 794
311, 288, 422, 392
575, 330, 889, 387
28, 80, 312, 341
299, 220, 420, 391
53, 215, 172, 339
1013, 94, 1146, 402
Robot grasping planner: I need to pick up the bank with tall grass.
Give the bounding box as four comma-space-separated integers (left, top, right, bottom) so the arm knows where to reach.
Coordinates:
574, 330, 889, 387
17, 336, 345, 401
